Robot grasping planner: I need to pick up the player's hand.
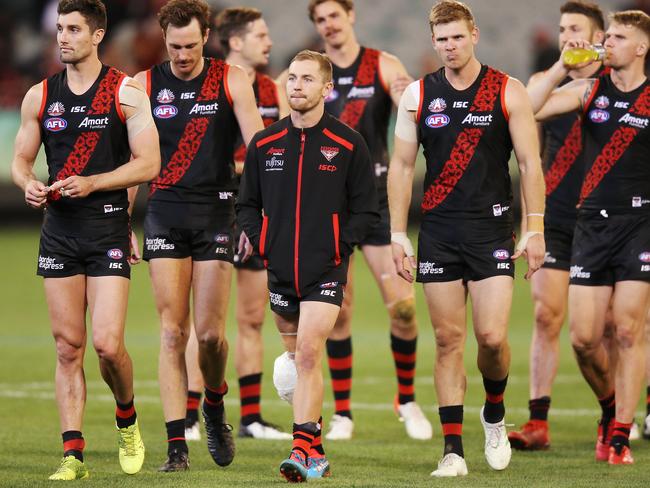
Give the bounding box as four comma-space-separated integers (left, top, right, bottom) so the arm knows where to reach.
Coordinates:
560, 39, 596, 70
237, 231, 253, 263
48, 175, 97, 199
24, 179, 48, 209
128, 229, 141, 265
512, 231, 545, 280
391, 232, 416, 283
390, 75, 414, 100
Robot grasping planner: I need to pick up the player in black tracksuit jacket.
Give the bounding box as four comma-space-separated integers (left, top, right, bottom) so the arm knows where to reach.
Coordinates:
235, 50, 378, 481
236, 111, 379, 308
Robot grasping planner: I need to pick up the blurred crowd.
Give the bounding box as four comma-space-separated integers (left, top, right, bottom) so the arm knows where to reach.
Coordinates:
1, 0, 649, 109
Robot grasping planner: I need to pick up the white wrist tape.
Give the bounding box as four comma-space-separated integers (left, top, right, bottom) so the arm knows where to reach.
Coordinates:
391, 231, 415, 257
516, 231, 543, 253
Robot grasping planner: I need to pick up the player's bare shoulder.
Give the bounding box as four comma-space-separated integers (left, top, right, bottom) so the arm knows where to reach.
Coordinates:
22, 81, 45, 119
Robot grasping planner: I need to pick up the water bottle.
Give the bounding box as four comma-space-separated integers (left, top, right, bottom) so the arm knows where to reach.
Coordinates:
562, 44, 605, 66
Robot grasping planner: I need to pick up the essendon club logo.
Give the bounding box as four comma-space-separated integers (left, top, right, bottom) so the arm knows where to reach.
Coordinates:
266, 147, 285, 156
428, 98, 446, 113
321, 146, 339, 162
47, 102, 65, 116
44, 118, 67, 132
156, 88, 175, 103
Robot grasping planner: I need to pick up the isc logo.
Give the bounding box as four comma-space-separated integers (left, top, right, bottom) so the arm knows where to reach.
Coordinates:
321, 289, 337, 297
71, 106, 86, 113
318, 164, 337, 172
453, 101, 468, 108
44, 118, 67, 132
154, 105, 178, 119
109, 262, 123, 269
181, 92, 195, 99
425, 114, 450, 128
497, 263, 510, 270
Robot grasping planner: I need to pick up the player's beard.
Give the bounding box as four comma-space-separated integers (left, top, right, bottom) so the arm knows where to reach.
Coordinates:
289, 94, 319, 113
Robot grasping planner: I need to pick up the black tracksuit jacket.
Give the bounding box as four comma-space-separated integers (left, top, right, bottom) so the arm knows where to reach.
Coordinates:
236, 112, 379, 298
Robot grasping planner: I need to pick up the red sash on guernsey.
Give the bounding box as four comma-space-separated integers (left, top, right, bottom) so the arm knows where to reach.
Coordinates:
339, 48, 380, 130
233, 73, 279, 162
544, 118, 582, 196
149, 59, 227, 195
49, 68, 125, 202
421, 68, 507, 211
579, 85, 650, 206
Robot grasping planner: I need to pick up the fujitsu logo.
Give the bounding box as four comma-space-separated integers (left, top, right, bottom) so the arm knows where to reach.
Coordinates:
189, 102, 219, 115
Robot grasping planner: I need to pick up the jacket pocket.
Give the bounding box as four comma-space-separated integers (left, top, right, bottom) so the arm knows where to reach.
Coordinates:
332, 213, 341, 265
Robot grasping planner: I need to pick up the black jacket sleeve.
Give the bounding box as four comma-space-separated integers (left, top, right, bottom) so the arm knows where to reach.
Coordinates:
236, 139, 263, 249
340, 136, 380, 256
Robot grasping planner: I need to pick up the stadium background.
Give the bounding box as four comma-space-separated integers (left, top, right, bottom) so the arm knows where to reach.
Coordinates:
1, 0, 650, 486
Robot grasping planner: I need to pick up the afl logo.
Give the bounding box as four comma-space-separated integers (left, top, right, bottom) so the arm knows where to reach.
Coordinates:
47, 102, 65, 116
493, 249, 510, 260
428, 98, 447, 112
157, 88, 175, 103
639, 252, 650, 263
589, 109, 609, 123
215, 234, 230, 244
425, 114, 450, 128
107, 248, 124, 260
594, 95, 609, 109
154, 105, 178, 119
44, 118, 67, 132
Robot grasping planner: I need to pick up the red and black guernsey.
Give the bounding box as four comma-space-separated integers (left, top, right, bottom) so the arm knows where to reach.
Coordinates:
542, 67, 609, 226
325, 47, 392, 191
39, 65, 130, 224
233, 72, 280, 163
236, 113, 379, 297
147, 57, 238, 227
580, 73, 650, 214
417, 65, 513, 241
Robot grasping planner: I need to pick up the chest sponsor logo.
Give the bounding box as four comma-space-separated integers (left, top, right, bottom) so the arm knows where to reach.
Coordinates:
180, 92, 195, 99
493, 249, 510, 260
338, 76, 354, 85
38, 256, 64, 270
321, 146, 339, 162
44, 117, 67, 132
348, 86, 375, 99
154, 105, 178, 119
189, 102, 219, 115
589, 109, 609, 123
594, 95, 609, 109
157, 89, 175, 103
570, 265, 591, 279
269, 292, 289, 307
325, 89, 339, 103
419, 261, 444, 275
71, 105, 86, 113
639, 252, 650, 263
619, 113, 649, 129
265, 156, 284, 171
614, 101, 629, 109
425, 113, 450, 128
462, 113, 493, 126
632, 196, 650, 207
146, 237, 174, 251
428, 98, 447, 112
103, 205, 124, 214
259, 106, 279, 118
267, 147, 285, 156
47, 102, 65, 116
453, 101, 469, 108
79, 116, 109, 129
219, 192, 233, 200
107, 248, 124, 260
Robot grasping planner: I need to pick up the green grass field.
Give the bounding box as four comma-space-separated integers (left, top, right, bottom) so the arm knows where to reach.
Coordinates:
1, 226, 649, 487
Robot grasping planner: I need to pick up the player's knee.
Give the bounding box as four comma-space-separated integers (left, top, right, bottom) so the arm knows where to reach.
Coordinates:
93, 337, 122, 365
476, 329, 507, 352
237, 311, 264, 334
388, 297, 416, 329
295, 342, 319, 372
197, 330, 227, 352
55, 337, 84, 365
160, 326, 189, 353
434, 327, 465, 354
534, 302, 563, 334
569, 330, 599, 358
614, 320, 643, 349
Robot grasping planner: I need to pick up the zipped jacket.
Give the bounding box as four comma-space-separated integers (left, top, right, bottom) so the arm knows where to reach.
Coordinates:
236, 112, 379, 297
